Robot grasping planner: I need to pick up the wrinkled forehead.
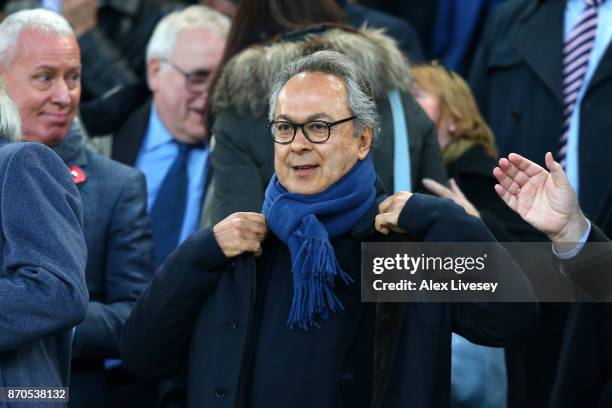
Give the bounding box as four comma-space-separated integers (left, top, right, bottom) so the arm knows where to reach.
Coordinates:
7, 29, 80, 68
276, 72, 350, 118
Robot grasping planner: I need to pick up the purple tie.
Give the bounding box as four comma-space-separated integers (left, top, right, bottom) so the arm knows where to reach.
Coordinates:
559, 0, 604, 167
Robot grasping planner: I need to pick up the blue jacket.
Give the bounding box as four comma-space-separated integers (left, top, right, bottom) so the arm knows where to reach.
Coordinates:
53, 129, 155, 361
0, 141, 88, 407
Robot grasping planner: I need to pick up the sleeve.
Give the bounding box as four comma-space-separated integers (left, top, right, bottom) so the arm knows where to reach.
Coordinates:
73, 169, 156, 358
558, 224, 612, 300
397, 193, 539, 346
120, 228, 229, 379
209, 111, 270, 224
553, 221, 592, 260
78, 28, 139, 98
0, 143, 88, 351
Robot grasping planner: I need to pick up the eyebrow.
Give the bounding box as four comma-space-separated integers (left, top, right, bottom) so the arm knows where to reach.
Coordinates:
276, 112, 334, 122
33, 64, 83, 71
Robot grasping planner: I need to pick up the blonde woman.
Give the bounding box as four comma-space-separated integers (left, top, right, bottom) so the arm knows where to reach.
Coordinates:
411, 62, 543, 242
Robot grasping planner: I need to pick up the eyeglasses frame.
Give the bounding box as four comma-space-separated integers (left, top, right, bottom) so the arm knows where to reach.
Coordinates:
267, 116, 357, 144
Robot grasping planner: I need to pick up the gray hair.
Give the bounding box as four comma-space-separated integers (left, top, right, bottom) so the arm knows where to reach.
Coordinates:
268, 50, 380, 143
0, 78, 21, 141
0, 9, 74, 67
146, 5, 230, 64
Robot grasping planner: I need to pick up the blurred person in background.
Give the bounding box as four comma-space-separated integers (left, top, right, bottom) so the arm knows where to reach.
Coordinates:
205, 0, 447, 225
411, 62, 510, 408
108, 5, 228, 266
107, 7, 228, 407
411, 62, 556, 408
186, 0, 425, 61
411, 62, 545, 243
0, 9, 155, 408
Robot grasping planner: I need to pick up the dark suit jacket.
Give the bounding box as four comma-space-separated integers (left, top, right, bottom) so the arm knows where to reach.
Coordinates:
0, 142, 88, 405
57, 131, 155, 407
550, 223, 612, 407
121, 193, 538, 408
469, 0, 612, 218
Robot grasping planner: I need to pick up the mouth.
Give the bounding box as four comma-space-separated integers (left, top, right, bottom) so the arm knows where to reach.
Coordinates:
189, 108, 205, 116
291, 164, 319, 176
44, 113, 71, 124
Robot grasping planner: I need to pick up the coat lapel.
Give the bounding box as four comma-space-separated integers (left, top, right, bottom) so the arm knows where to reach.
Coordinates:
511, 0, 566, 105
112, 102, 151, 166
586, 40, 612, 96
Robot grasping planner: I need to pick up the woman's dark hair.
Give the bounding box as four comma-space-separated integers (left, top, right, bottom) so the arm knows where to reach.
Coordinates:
204, 0, 348, 134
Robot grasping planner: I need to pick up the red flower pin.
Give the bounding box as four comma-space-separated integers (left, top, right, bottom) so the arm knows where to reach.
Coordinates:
69, 165, 87, 185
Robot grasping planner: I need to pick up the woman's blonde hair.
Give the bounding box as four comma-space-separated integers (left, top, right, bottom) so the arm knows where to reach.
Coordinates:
411, 63, 497, 157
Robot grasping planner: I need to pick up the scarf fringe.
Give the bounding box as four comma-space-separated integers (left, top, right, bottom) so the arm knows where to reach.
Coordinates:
287, 238, 354, 330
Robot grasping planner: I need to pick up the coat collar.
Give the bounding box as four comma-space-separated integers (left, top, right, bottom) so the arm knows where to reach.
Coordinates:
113, 101, 151, 166
586, 40, 612, 96
52, 121, 88, 168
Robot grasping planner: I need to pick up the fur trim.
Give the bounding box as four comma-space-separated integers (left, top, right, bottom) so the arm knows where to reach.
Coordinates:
211, 27, 411, 117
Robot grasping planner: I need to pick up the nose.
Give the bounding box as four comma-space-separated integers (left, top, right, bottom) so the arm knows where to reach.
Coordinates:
290, 126, 313, 153
50, 80, 72, 107
190, 91, 207, 109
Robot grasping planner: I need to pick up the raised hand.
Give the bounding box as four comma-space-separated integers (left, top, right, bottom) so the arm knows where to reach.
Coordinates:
493, 152, 588, 243
422, 178, 481, 218
213, 212, 268, 258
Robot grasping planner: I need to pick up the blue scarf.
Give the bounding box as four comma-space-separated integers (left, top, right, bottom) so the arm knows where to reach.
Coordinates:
262, 155, 376, 330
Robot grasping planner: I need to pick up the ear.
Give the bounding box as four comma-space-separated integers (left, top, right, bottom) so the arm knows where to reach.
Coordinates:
147, 59, 162, 92
357, 127, 373, 160
448, 115, 458, 135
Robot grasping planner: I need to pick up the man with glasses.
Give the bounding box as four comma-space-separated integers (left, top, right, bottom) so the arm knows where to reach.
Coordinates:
121, 50, 537, 408
104, 6, 228, 408
110, 5, 229, 266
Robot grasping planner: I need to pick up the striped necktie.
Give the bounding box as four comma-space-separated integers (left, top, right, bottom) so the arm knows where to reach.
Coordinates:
559, 0, 604, 167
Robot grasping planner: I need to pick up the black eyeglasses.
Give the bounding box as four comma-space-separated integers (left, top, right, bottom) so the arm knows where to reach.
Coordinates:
267, 116, 356, 144
161, 59, 211, 93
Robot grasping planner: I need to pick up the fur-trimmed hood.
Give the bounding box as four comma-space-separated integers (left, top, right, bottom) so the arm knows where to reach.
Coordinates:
211, 27, 412, 117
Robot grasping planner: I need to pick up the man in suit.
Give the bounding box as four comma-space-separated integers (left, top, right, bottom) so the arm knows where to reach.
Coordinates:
0, 72, 88, 401
470, 2, 612, 404
470, 0, 612, 220
494, 151, 612, 406
0, 9, 155, 408
121, 50, 537, 408
108, 5, 228, 266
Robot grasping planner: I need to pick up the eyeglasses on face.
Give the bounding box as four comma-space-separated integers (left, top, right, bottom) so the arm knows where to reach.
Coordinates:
267, 116, 356, 144
160, 59, 211, 93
